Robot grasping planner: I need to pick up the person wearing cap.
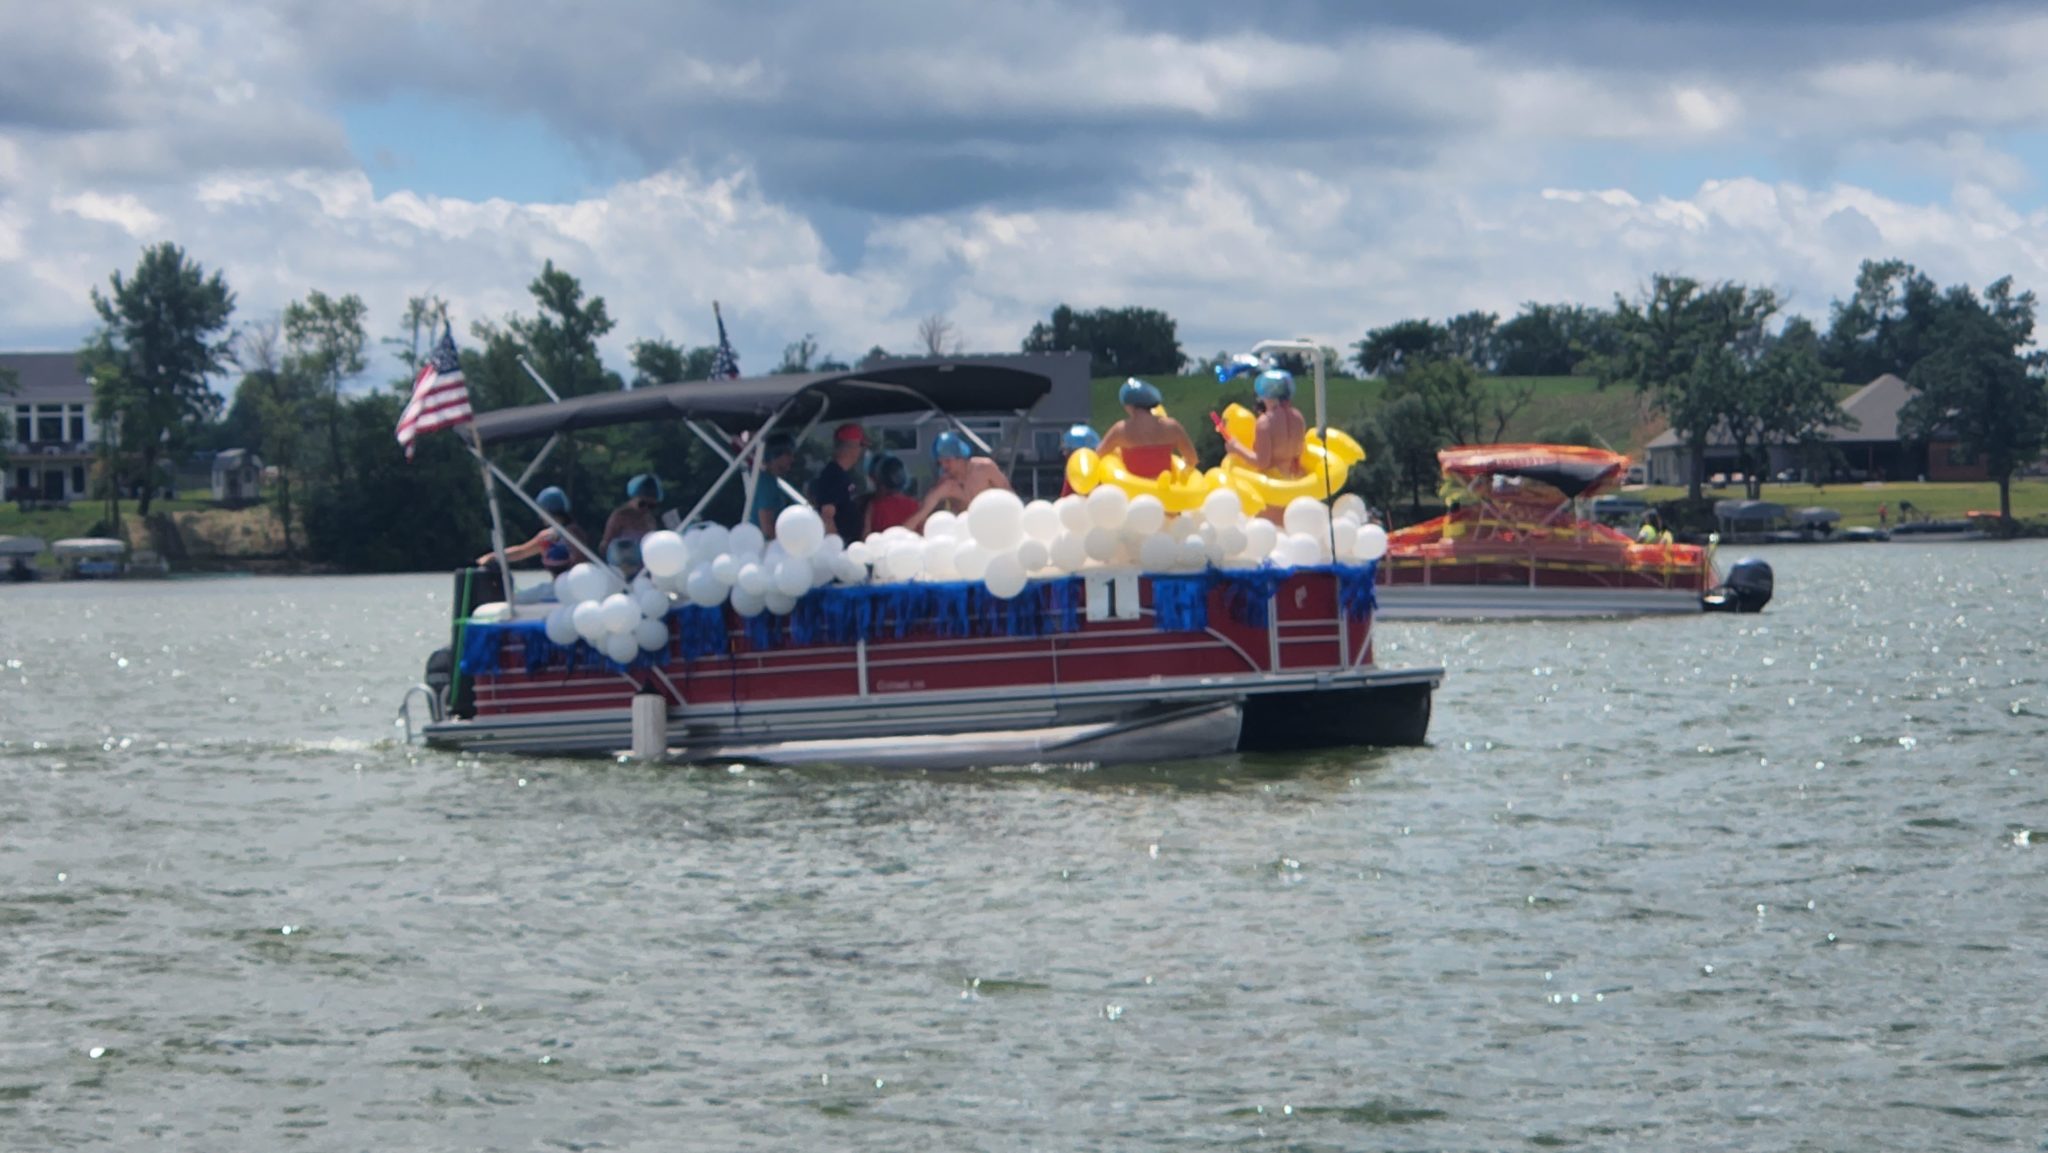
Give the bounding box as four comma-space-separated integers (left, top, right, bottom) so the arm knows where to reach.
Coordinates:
751, 432, 800, 539
1098, 378, 1196, 481
601, 474, 665, 572
808, 423, 868, 538
905, 429, 1011, 532
1223, 369, 1307, 481
864, 454, 919, 534
477, 485, 594, 599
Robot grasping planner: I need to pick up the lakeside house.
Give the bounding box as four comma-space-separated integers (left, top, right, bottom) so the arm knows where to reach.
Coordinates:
2, 352, 98, 505
1644, 373, 1993, 486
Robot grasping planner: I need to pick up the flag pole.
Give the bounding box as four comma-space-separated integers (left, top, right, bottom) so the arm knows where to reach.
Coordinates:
468, 421, 516, 600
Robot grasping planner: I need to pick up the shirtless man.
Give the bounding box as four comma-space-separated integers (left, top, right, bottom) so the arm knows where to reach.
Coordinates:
1224, 369, 1307, 477
1224, 369, 1308, 523
906, 430, 1011, 531
1098, 377, 1197, 479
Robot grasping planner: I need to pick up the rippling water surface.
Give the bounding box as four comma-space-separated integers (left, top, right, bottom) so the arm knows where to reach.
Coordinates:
2, 544, 2045, 1150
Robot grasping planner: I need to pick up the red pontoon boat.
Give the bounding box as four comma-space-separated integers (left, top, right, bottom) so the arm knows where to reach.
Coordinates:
404, 358, 1441, 767
1375, 444, 1769, 620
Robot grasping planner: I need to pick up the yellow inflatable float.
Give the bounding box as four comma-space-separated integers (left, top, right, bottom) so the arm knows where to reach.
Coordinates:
1208, 403, 1366, 510
1064, 444, 1218, 512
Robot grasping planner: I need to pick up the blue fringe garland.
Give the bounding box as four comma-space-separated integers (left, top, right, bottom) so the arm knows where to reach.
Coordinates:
456, 566, 1375, 674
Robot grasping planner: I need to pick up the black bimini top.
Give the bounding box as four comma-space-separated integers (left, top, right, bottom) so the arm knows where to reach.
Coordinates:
470, 360, 1053, 447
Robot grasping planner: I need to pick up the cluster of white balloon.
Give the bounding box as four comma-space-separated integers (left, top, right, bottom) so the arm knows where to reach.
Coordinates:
539, 488, 1391, 641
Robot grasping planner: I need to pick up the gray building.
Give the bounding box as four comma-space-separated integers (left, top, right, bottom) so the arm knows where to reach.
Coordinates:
2, 352, 100, 504
1643, 373, 1942, 486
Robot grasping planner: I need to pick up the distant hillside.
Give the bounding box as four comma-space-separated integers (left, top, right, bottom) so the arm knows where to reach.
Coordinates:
1089, 375, 1657, 456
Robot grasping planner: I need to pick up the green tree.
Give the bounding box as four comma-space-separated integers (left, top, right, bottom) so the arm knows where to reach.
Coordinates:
302, 388, 490, 571
1386, 357, 1487, 447
1021, 304, 1183, 376
1716, 316, 1841, 498
385, 295, 451, 376
1443, 310, 1500, 372
511, 261, 619, 397
282, 289, 368, 486
1900, 277, 2048, 521
1495, 302, 1616, 376
233, 320, 320, 560
1376, 393, 1441, 516
776, 335, 820, 373
1353, 319, 1447, 377
1822, 258, 1942, 383
629, 338, 686, 388
84, 242, 236, 516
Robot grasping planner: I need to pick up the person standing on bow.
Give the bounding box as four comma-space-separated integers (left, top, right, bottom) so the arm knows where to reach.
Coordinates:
905, 430, 1011, 532
600, 474, 664, 573
808, 423, 868, 539
1098, 378, 1197, 480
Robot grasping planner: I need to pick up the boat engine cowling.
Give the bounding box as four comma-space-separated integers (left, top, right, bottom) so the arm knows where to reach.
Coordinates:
1703, 557, 1773, 614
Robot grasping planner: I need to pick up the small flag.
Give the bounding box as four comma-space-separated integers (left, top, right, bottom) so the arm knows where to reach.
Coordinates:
396, 323, 473, 459
710, 301, 741, 381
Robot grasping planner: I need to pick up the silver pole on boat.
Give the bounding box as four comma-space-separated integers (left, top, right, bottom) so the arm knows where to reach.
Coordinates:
479, 457, 617, 576
466, 423, 518, 599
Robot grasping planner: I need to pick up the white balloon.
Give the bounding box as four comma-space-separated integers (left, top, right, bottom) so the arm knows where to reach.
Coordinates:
1165, 512, 1197, 541
1085, 485, 1130, 529
543, 605, 579, 646
571, 599, 607, 641
967, 490, 1027, 553
1243, 518, 1279, 561
640, 530, 688, 578
1356, 523, 1390, 561
883, 540, 924, 583
737, 562, 771, 597
1202, 487, 1246, 528
1216, 523, 1248, 558
953, 542, 991, 582
600, 593, 640, 635
1083, 526, 1120, 563
822, 534, 844, 556
1333, 518, 1359, 559
983, 553, 1028, 600
729, 586, 767, 617
683, 522, 729, 564
1137, 532, 1177, 571
773, 557, 812, 598
603, 631, 640, 664
1333, 493, 1368, 523
562, 562, 608, 605
775, 506, 826, 558
1017, 538, 1051, 573
1177, 537, 1210, 571
1124, 494, 1166, 537
921, 536, 960, 580
728, 522, 766, 558
844, 540, 871, 567
808, 552, 835, 586
1283, 496, 1331, 539
1055, 494, 1092, 534
831, 555, 866, 585
685, 568, 726, 607
635, 583, 670, 620
1282, 532, 1323, 567
1020, 500, 1062, 544
633, 617, 670, 652
1049, 532, 1088, 573
551, 570, 575, 604
1200, 531, 1229, 566
764, 590, 798, 615
924, 510, 961, 539
709, 553, 739, 586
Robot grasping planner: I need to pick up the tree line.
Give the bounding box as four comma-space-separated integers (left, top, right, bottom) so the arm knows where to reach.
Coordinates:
59, 242, 2048, 573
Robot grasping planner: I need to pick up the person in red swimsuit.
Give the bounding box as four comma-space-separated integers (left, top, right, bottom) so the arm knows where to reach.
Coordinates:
863, 454, 919, 535
1099, 378, 1196, 480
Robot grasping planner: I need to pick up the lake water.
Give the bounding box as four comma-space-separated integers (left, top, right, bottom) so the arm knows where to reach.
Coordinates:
2, 542, 2044, 1151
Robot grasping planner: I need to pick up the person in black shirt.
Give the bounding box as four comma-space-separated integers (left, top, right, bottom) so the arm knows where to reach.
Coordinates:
809, 423, 868, 538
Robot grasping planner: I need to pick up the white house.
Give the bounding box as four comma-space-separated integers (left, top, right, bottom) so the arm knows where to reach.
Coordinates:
2, 352, 100, 505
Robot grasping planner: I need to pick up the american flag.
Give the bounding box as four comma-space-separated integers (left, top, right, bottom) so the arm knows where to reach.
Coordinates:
710, 300, 741, 380
395, 323, 473, 459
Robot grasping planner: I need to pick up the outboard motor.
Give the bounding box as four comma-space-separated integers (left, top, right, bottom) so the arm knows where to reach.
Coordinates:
1703, 557, 1773, 614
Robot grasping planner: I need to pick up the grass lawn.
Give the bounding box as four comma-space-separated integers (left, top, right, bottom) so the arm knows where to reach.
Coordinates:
0, 490, 218, 566
1635, 479, 2048, 527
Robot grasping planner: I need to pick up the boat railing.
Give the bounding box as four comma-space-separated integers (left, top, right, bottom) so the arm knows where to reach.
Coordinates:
396, 684, 443, 744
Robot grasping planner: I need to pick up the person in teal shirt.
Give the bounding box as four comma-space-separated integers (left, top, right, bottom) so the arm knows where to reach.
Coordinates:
751, 433, 798, 538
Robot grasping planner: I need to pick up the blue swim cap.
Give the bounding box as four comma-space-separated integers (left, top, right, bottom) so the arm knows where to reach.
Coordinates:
1062, 423, 1101, 452
1254, 369, 1295, 401
536, 485, 570, 514
1119, 377, 1163, 409
626, 473, 663, 501
932, 430, 973, 461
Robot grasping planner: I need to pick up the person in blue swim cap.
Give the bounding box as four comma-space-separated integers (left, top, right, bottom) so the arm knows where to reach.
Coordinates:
1098, 377, 1196, 483
1221, 369, 1307, 525
477, 483, 594, 598
907, 428, 1012, 532
602, 473, 666, 573
1061, 424, 1101, 453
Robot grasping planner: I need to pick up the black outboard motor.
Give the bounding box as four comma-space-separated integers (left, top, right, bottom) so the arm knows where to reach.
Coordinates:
1703, 557, 1773, 613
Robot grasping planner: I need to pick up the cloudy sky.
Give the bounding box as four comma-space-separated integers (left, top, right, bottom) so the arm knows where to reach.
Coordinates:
6, 1, 2048, 386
